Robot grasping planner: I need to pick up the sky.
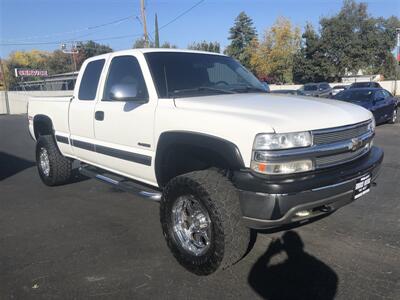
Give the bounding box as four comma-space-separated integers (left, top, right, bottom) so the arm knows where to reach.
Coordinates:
0, 0, 399, 57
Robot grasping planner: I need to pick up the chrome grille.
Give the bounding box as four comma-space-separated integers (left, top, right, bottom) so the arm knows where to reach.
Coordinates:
313, 122, 370, 145
316, 145, 370, 168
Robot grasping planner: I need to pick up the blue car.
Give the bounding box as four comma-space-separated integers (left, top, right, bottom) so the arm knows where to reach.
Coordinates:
333, 88, 397, 124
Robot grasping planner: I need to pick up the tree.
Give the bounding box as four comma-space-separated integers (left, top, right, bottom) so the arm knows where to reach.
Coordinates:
224, 12, 256, 69
75, 40, 113, 69
155, 13, 160, 48
318, 0, 400, 79
133, 38, 154, 48
4, 50, 50, 89
188, 41, 220, 53
293, 23, 333, 83
248, 17, 301, 83
160, 41, 177, 48
47, 50, 74, 75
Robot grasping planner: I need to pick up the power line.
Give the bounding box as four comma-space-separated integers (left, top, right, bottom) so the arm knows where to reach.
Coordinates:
1, 15, 135, 43
158, 0, 205, 32
0, 0, 206, 47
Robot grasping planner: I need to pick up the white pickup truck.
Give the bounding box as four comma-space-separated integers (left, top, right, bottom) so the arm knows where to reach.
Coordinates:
28, 49, 383, 275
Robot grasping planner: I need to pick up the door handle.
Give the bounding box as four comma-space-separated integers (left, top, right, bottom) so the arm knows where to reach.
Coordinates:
95, 111, 104, 121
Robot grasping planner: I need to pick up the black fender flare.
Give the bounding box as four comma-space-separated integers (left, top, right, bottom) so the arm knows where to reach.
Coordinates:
155, 131, 245, 186
33, 115, 54, 139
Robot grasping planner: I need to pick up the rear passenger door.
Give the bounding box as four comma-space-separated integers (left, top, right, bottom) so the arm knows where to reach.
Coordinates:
93, 54, 157, 184
69, 57, 107, 163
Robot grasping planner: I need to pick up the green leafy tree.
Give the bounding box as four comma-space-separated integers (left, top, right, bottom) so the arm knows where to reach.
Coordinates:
293, 0, 400, 82
133, 38, 154, 48
225, 12, 256, 69
155, 14, 160, 48
188, 41, 220, 53
75, 40, 113, 69
293, 24, 334, 83
160, 41, 177, 48
318, 0, 399, 79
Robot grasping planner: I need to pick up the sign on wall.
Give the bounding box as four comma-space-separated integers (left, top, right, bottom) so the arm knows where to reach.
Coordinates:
14, 69, 48, 77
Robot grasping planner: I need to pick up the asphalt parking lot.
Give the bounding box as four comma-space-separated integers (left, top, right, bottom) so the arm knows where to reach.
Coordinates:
1, 114, 399, 299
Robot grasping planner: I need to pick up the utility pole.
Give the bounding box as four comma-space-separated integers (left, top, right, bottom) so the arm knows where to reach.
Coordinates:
0, 58, 10, 114
61, 42, 79, 72
395, 28, 400, 96
155, 13, 160, 48
140, 0, 149, 47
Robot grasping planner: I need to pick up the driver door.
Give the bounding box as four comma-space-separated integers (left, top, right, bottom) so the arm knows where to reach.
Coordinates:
93, 54, 157, 184
371, 91, 387, 123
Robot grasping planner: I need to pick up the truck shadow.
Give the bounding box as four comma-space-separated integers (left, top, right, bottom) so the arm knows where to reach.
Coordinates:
0, 152, 35, 181
248, 231, 338, 300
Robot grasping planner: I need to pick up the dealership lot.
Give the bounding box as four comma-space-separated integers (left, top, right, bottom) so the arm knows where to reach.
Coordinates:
0, 114, 399, 299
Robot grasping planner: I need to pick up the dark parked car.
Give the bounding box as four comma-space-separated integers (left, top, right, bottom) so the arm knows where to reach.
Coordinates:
298, 82, 332, 98
333, 88, 397, 124
349, 82, 381, 89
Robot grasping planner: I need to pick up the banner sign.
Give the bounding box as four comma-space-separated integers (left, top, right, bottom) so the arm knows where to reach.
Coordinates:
14, 69, 48, 77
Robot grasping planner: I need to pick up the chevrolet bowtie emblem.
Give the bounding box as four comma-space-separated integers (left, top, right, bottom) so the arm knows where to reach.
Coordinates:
349, 138, 363, 151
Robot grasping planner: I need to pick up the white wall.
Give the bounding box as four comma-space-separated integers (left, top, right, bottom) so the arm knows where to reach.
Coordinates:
269, 80, 400, 95
0, 91, 73, 115
0, 92, 7, 114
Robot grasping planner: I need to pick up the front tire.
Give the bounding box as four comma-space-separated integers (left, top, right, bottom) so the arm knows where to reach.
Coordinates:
160, 169, 250, 275
36, 135, 72, 186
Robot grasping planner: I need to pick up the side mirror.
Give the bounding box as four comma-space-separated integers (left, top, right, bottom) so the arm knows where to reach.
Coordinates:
109, 83, 138, 101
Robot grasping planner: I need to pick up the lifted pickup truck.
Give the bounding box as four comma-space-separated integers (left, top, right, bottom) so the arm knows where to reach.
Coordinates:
28, 49, 383, 275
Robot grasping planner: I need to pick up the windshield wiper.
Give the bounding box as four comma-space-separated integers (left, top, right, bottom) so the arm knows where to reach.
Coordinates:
171, 86, 236, 96
230, 86, 268, 93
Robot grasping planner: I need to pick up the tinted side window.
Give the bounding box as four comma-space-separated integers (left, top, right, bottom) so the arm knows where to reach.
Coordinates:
375, 91, 385, 101
382, 90, 391, 98
322, 83, 330, 89
103, 56, 148, 101
78, 59, 105, 100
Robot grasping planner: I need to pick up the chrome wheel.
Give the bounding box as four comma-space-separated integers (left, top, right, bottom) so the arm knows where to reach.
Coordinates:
392, 109, 397, 123
171, 195, 211, 256
39, 147, 50, 177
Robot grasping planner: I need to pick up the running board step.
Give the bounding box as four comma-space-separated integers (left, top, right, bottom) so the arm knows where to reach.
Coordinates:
79, 165, 162, 201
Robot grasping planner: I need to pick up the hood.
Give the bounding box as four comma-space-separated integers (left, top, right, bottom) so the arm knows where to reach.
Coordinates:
174, 93, 372, 133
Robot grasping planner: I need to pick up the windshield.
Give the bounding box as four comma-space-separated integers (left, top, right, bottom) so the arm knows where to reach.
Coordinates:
334, 89, 374, 102
145, 52, 266, 98
350, 82, 371, 88
304, 85, 318, 91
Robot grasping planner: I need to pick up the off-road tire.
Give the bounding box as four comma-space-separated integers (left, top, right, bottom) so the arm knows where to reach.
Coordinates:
36, 135, 72, 186
160, 169, 250, 275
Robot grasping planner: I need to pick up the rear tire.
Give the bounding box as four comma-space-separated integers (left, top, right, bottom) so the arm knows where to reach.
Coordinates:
36, 135, 72, 186
160, 169, 250, 275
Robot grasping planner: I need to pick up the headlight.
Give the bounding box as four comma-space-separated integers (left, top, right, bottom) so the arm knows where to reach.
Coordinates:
251, 131, 314, 175
250, 159, 314, 175
368, 118, 375, 133
253, 131, 312, 150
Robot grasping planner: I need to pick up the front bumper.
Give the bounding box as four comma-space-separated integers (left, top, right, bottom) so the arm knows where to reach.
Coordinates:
232, 146, 383, 229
